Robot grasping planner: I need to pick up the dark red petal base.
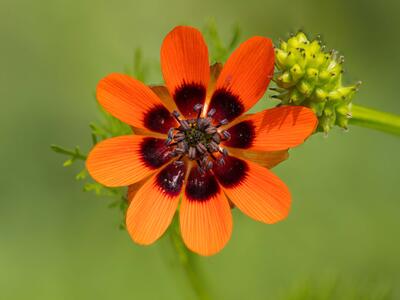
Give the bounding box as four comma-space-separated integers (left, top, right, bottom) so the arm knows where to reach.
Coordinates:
213, 156, 248, 188
140, 138, 172, 169
208, 88, 244, 122
185, 167, 220, 202
174, 83, 206, 118
155, 162, 186, 196
223, 120, 255, 149
143, 104, 177, 134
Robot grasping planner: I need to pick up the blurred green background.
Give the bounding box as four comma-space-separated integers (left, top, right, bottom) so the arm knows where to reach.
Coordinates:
1, 0, 400, 299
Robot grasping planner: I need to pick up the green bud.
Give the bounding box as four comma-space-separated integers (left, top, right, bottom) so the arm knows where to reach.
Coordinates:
290, 64, 304, 82
272, 31, 360, 133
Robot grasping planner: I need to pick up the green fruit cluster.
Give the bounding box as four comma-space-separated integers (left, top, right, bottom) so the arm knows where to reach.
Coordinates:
273, 32, 361, 133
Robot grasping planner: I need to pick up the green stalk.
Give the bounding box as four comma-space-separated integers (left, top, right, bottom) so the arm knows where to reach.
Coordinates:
167, 216, 212, 300
350, 104, 400, 136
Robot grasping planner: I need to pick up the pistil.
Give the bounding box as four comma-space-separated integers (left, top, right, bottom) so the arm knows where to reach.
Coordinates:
166, 104, 230, 173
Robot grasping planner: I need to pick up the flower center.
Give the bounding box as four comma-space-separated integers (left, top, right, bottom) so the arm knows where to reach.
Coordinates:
166, 104, 231, 173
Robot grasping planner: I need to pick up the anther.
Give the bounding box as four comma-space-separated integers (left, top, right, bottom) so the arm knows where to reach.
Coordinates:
212, 133, 221, 143
196, 143, 207, 154
174, 132, 185, 142
174, 147, 185, 155
193, 103, 203, 112
205, 126, 217, 135
173, 160, 184, 166
181, 141, 188, 152
180, 120, 190, 130
208, 141, 219, 152
165, 137, 172, 145
197, 119, 206, 129
206, 161, 213, 170
167, 128, 174, 139
193, 103, 203, 119
217, 119, 228, 128
172, 110, 180, 119
203, 118, 212, 127
198, 165, 206, 174
207, 108, 216, 117
166, 142, 177, 147
217, 157, 225, 166
221, 130, 231, 140
220, 148, 228, 156
188, 147, 196, 160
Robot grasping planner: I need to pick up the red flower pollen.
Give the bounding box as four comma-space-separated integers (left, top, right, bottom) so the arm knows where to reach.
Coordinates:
86, 26, 318, 256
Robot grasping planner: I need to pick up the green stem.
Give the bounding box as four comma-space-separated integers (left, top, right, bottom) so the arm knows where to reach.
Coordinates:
167, 216, 212, 300
350, 104, 400, 136
50, 144, 87, 160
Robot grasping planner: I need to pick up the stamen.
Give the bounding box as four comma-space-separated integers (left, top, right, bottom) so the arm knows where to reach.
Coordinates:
208, 141, 219, 152
205, 126, 217, 135
174, 132, 185, 142
193, 103, 203, 119
202, 118, 212, 128
216, 119, 228, 128
188, 147, 196, 160
174, 147, 185, 155
180, 120, 190, 130
172, 110, 181, 122
207, 108, 216, 117
167, 127, 175, 139
221, 130, 231, 140
219, 148, 228, 156
167, 107, 232, 171
173, 160, 184, 166
165, 137, 173, 145
196, 119, 203, 129
167, 141, 178, 147
196, 143, 207, 154
212, 133, 221, 143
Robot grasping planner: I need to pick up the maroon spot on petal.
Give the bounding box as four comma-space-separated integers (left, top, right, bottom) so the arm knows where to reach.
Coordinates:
140, 138, 172, 169
213, 156, 248, 188
208, 88, 244, 122
185, 167, 220, 202
174, 83, 206, 118
143, 104, 177, 134
223, 120, 255, 149
155, 162, 186, 197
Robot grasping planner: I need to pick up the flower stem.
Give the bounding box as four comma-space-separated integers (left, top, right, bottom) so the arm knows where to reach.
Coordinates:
350, 104, 400, 136
168, 216, 212, 300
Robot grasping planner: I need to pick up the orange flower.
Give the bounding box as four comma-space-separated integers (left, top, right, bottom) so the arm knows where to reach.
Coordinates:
87, 26, 317, 256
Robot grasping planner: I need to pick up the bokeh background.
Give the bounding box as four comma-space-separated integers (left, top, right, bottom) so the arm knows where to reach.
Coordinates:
1, 0, 400, 299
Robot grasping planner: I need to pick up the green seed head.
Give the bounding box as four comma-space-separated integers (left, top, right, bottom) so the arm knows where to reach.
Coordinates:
273, 31, 361, 133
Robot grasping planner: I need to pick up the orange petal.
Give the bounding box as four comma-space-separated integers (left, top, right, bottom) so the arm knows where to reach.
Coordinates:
97, 73, 177, 134
180, 167, 232, 256
161, 26, 210, 118
127, 175, 152, 204
213, 156, 291, 224
126, 162, 186, 245
203, 63, 223, 116
207, 37, 274, 122
226, 147, 289, 169
149, 85, 177, 112
223, 106, 318, 151
86, 135, 172, 187
206, 63, 223, 98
